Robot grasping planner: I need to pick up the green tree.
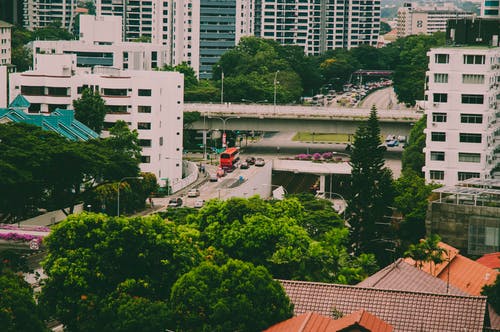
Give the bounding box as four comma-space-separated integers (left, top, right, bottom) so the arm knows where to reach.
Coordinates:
40, 213, 202, 331
404, 234, 446, 272
346, 106, 395, 261
380, 21, 392, 35
158, 62, 199, 90
0, 271, 48, 332
402, 115, 427, 175
482, 275, 500, 314
170, 259, 293, 332
73, 88, 107, 134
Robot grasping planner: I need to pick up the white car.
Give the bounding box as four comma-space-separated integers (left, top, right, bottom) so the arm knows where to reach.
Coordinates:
187, 189, 200, 197
194, 199, 205, 208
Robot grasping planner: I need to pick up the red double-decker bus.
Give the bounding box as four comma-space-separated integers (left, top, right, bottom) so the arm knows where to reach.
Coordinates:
220, 147, 240, 170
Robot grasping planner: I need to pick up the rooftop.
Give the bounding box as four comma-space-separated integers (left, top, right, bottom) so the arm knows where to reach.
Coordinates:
477, 253, 500, 270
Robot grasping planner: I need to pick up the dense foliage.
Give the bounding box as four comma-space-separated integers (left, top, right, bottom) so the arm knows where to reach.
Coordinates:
73, 88, 107, 134
170, 259, 294, 332
346, 106, 395, 263
401, 115, 427, 175
482, 275, 500, 315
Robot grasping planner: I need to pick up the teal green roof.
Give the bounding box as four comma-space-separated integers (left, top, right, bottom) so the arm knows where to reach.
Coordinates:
0, 108, 99, 141
8, 94, 31, 109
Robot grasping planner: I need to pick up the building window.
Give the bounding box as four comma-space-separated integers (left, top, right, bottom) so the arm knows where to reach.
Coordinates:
432, 112, 447, 122
431, 132, 446, 142
138, 105, 152, 113
485, 227, 499, 247
430, 151, 445, 161
461, 114, 483, 124
459, 133, 482, 143
141, 156, 151, 163
458, 171, 480, 181
434, 73, 448, 83
435, 54, 449, 64
461, 94, 484, 104
138, 122, 151, 130
462, 74, 485, 84
139, 139, 152, 147
159, 137, 163, 146
458, 153, 481, 163
433, 93, 448, 103
138, 89, 152, 96
430, 170, 444, 180
463, 55, 485, 65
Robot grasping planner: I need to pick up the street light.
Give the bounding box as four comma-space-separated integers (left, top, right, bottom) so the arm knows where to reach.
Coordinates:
117, 176, 144, 217
273, 70, 280, 113
221, 70, 224, 104
208, 115, 240, 148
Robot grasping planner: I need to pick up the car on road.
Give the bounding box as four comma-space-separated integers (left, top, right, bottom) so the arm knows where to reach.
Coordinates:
194, 199, 205, 208
386, 140, 399, 147
240, 162, 249, 169
255, 158, 265, 167
209, 174, 218, 182
187, 189, 200, 197
217, 168, 225, 177
168, 197, 183, 208
246, 157, 256, 165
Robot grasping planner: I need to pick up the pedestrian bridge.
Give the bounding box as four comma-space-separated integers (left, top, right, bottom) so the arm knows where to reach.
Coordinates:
185, 103, 422, 136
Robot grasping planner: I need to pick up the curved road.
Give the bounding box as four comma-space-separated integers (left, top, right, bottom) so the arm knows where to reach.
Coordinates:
358, 86, 412, 111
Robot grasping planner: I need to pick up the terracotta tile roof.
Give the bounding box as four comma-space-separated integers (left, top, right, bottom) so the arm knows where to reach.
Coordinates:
403, 242, 498, 296
477, 253, 500, 270
264, 310, 393, 332
280, 279, 487, 332
357, 258, 468, 296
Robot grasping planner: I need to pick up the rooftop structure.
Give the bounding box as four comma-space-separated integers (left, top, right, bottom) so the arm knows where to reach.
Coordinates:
9, 54, 184, 186
279, 279, 486, 331
477, 252, 500, 270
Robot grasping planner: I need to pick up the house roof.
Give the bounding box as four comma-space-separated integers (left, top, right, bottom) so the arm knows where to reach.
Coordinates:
403, 242, 498, 296
0, 108, 99, 141
264, 310, 393, 332
9, 94, 31, 109
477, 253, 500, 270
0, 21, 13, 28
357, 258, 468, 296
279, 279, 487, 332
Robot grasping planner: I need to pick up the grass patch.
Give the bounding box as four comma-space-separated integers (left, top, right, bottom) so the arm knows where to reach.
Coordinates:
293, 132, 353, 143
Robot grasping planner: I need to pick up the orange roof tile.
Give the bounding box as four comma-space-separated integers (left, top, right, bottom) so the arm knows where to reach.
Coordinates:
329, 309, 393, 332
477, 253, 500, 270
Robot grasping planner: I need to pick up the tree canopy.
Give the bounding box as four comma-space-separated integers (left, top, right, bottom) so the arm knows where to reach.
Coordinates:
73, 88, 107, 134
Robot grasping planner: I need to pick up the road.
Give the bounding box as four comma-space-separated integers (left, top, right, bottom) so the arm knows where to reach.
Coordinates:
358, 86, 411, 111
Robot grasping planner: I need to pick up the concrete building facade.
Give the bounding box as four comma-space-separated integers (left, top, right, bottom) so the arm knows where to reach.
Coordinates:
0, 20, 12, 65
23, 0, 79, 31
255, 0, 381, 54
33, 15, 169, 71
423, 46, 500, 186
397, 2, 473, 38
8, 54, 184, 186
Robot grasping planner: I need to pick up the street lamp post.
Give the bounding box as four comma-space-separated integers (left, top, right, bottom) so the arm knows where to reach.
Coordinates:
208, 115, 240, 148
273, 70, 279, 113
221, 70, 224, 104
117, 176, 144, 217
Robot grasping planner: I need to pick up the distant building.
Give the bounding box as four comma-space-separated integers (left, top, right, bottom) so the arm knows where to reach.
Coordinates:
0, 0, 23, 25
33, 15, 169, 71
0, 20, 12, 65
423, 45, 500, 186
9, 54, 184, 186
23, 0, 80, 31
397, 2, 473, 38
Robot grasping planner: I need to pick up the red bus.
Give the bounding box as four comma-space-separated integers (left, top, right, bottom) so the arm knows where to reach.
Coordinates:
220, 147, 240, 170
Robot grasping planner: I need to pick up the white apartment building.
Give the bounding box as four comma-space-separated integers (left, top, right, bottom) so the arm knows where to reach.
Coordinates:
33, 15, 169, 71
23, 0, 79, 31
9, 54, 184, 186
482, 0, 500, 18
255, 0, 381, 54
95, 0, 201, 75
423, 47, 500, 186
0, 20, 12, 65
397, 2, 473, 38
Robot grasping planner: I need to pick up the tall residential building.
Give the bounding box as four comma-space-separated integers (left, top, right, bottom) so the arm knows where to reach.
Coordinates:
23, 0, 79, 31
0, 21, 12, 65
95, 0, 200, 75
423, 46, 500, 186
482, 0, 500, 17
255, 0, 381, 55
33, 15, 169, 71
9, 54, 184, 186
397, 2, 473, 38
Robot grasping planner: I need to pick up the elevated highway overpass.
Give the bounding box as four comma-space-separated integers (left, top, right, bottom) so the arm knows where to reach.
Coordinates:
185, 103, 423, 137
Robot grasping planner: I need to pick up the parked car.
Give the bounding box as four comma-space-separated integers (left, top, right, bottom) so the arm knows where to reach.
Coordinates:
217, 168, 225, 177
187, 189, 200, 197
240, 162, 249, 169
255, 158, 265, 167
194, 199, 205, 208
168, 197, 183, 208
387, 140, 399, 147
209, 174, 218, 182
246, 157, 256, 165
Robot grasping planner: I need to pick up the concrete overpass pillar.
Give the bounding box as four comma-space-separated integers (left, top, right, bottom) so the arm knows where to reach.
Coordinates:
319, 175, 326, 194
